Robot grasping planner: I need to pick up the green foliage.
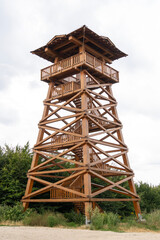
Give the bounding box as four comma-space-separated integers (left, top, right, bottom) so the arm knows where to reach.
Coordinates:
90, 207, 104, 230
23, 210, 67, 227
121, 210, 160, 231
136, 182, 160, 213
64, 210, 85, 225
90, 208, 120, 230
0, 142, 160, 219
92, 176, 134, 216
0, 202, 33, 222
103, 212, 120, 228
0, 143, 32, 205
0, 203, 160, 231
47, 215, 58, 227
144, 210, 160, 230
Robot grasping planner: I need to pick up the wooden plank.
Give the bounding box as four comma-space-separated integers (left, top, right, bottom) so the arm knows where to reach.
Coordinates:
90, 152, 127, 168
86, 90, 121, 124
29, 141, 85, 172
22, 198, 90, 203
29, 167, 87, 176
69, 36, 112, 63
44, 102, 82, 113
106, 86, 141, 216
23, 82, 55, 210
87, 88, 116, 103
84, 36, 114, 57
85, 70, 116, 101
90, 138, 127, 150
39, 90, 83, 123
90, 167, 133, 176
90, 198, 140, 202
35, 114, 84, 147
89, 141, 131, 171
24, 169, 86, 200
80, 70, 92, 219
89, 170, 138, 198
87, 114, 127, 148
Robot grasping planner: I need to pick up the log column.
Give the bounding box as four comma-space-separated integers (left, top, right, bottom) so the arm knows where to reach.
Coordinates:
107, 85, 141, 218
23, 81, 54, 210
80, 70, 92, 224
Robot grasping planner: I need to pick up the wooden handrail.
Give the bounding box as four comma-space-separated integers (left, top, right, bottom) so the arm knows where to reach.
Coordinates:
52, 81, 80, 97
41, 52, 119, 82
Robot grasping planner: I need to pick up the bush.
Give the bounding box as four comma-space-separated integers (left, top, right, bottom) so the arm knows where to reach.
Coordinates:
90, 207, 104, 230
103, 212, 120, 227
0, 202, 33, 222
145, 210, 160, 230
64, 210, 85, 225
23, 212, 47, 226
136, 182, 160, 213
47, 215, 58, 227
23, 210, 67, 227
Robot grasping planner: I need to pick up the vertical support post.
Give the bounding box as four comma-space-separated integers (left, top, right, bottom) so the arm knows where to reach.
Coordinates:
23, 81, 54, 211
80, 70, 92, 224
107, 85, 141, 218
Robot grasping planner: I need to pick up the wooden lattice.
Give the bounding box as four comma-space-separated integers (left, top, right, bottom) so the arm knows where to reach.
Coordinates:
22, 26, 141, 221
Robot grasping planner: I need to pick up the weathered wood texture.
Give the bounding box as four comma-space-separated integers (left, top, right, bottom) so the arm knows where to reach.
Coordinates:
22, 26, 141, 219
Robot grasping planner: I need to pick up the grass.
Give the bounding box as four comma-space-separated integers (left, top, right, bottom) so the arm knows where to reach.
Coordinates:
0, 203, 160, 232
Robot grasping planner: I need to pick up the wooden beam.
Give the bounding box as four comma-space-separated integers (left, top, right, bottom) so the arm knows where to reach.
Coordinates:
85, 36, 113, 57
90, 198, 140, 202
29, 167, 87, 176
45, 47, 57, 58
22, 198, 90, 203
68, 36, 112, 64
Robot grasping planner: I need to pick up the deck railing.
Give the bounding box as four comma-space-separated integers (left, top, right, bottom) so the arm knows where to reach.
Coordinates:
52, 134, 80, 145
52, 81, 80, 97
50, 187, 83, 199
41, 52, 119, 82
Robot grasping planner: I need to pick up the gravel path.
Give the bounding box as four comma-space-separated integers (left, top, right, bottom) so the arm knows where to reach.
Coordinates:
0, 226, 160, 240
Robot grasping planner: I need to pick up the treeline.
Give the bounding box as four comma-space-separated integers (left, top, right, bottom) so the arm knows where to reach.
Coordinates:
0, 143, 160, 215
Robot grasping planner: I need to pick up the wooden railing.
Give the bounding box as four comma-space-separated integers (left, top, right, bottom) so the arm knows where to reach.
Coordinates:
50, 188, 83, 199
41, 53, 82, 80
52, 121, 82, 145
85, 52, 118, 81
52, 81, 80, 97
90, 150, 109, 170
88, 101, 109, 128
41, 52, 119, 82
52, 134, 80, 145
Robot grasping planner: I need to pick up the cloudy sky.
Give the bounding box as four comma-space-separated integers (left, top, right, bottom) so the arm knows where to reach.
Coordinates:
0, 0, 160, 186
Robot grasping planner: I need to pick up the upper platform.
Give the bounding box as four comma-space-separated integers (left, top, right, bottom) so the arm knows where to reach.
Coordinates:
41, 51, 119, 84
31, 25, 127, 64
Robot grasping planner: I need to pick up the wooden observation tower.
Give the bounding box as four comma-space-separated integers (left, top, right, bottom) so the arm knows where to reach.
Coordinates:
22, 26, 141, 222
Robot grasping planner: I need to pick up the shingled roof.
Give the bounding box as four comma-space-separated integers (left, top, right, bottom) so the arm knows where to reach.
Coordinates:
31, 25, 127, 63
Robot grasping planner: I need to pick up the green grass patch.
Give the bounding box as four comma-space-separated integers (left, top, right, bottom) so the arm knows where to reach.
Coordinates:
1, 203, 160, 232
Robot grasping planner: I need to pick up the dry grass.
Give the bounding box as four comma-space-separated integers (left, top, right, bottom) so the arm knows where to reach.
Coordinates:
0, 220, 22, 226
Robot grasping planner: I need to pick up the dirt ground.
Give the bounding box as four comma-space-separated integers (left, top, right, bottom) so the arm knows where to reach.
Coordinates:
0, 226, 160, 240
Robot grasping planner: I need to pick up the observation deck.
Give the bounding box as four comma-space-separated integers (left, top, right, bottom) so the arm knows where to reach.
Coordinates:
41, 52, 119, 84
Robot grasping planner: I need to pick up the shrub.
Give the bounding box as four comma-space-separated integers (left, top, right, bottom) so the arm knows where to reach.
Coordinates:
90, 207, 104, 230
23, 210, 67, 227
0, 202, 33, 222
145, 210, 160, 230
103, 212, 120, 227
64, 210, 85, 225
47, 215, 58, 227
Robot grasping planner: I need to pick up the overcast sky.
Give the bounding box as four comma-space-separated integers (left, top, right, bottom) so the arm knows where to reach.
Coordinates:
0, 0, 160, 186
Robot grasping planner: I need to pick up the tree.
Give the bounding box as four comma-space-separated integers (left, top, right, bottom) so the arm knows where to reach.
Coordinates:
0, 143, 32, 205
136, 182, 160, 213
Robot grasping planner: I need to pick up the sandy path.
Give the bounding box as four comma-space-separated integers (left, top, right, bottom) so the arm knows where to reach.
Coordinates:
0, 226, 160, 240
